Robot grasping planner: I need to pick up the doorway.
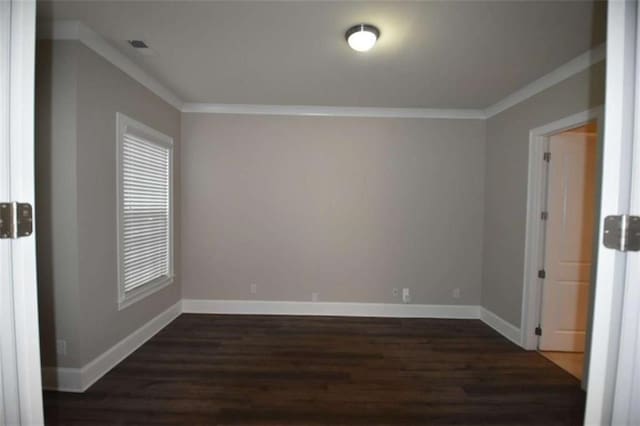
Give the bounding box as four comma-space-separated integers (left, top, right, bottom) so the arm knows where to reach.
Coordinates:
538, 121, 598, 380
520, 107, 604, 384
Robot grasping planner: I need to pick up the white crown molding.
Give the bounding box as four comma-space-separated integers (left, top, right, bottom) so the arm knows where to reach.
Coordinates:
38, 21, 604, 121
176, 43, 607, 119
181, 103, 487, 119
480, 307, 522, 347
38, 20, 183, 111
182, 299, 481, 319
484, 43, 606, 118
42, 301, 181, 392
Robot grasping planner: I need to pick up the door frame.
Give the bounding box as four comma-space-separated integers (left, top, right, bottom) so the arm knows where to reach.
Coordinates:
585, 0, 639, 422
520, 106, 604, 352
605, 0, 640, 423
0, 0, 43, 424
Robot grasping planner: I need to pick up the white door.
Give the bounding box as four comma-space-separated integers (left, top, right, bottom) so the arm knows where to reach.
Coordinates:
610, 0, 640, 422
585, 0, 640, 424
539, 129, 597, 352
0, 1, 43, 424
612, 131, 640, 421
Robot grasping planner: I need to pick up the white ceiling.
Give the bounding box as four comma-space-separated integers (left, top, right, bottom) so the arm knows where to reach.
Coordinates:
37, 1, 606, 109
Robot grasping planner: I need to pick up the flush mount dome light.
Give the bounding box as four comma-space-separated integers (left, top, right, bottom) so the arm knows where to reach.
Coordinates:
345, 24, 380, 52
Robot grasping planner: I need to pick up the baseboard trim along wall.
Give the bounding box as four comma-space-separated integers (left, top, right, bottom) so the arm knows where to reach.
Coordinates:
181, 299, 481, 319
479, 307, 522, 346
41, 300, 182, 392
43, 300, 523, 392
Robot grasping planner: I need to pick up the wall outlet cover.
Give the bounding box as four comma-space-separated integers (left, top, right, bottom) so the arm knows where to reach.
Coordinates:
392, 288, 399, 297
312, 292, 319, 302
56, 339, 67, 356
402, 288, 411, 304
250, 283, 257, 294
452, 288, 461, 299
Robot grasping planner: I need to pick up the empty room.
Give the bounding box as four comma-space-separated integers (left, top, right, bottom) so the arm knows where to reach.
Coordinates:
2, 0, 640, 425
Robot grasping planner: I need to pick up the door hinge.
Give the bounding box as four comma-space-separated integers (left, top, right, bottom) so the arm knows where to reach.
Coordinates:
603, 215, 640, 252
0, 202, 33, 239
538, 269, 546, 279
535, 326, 542, 336
541, 211, 548, 220
543, 152, 551, 162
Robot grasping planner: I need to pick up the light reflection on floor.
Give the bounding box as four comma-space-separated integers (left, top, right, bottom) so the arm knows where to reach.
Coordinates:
540, 351, 584, 380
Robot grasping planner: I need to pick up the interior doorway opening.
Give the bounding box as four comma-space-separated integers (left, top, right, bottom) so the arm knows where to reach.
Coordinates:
521, 107, 604, 388
538, 121, 598, 381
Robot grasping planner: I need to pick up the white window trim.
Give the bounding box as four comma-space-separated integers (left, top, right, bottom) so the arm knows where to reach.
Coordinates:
116, 112, 174, 310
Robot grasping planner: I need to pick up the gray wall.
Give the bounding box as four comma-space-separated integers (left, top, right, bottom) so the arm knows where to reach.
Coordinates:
36, 40, 182, 368
36, 38, 603, 372
481, 61, 606, 327
181, 114, 485, 305
36, 41, 82, 367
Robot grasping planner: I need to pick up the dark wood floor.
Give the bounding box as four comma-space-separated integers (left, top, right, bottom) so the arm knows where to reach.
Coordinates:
44, 314, 585, 425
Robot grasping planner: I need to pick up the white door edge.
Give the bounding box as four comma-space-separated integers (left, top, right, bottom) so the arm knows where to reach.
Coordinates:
611, 2, 640, 423
585, 1, 637, 424
0, 2, 17, 422
1, 0, 43, 424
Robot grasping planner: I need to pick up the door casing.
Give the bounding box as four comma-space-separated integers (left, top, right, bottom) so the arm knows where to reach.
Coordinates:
521, 106, 604, 353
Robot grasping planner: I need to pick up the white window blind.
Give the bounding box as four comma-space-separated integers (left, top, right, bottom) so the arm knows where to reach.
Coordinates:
117, 113, 173, 308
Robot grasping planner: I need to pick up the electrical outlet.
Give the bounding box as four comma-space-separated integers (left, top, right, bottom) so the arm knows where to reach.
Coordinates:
392, 288, 399, 297
250, 283, 257, 294
452, 288, 461, 299
56, 339, 67, 356
312, 292, 319, 302
402, 288, 411, 304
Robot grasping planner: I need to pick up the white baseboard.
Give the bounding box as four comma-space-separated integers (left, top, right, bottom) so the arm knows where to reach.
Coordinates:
182, 299, 481, 319
480, 307, 522, 346
42, 300, 182, 392
41, 367, 83, 393
42, 300, 523, 393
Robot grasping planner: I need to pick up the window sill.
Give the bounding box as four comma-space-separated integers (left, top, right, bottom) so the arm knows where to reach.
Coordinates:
118, 275, 174, 311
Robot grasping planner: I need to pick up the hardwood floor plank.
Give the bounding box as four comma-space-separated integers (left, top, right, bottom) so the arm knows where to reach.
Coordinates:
43, 314, 585, 425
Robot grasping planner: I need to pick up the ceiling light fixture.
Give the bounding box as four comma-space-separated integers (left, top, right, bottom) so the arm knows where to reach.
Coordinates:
345, 24, 380, 52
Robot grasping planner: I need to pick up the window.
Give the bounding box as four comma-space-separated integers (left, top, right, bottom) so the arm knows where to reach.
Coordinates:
116, 113, 174, 309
